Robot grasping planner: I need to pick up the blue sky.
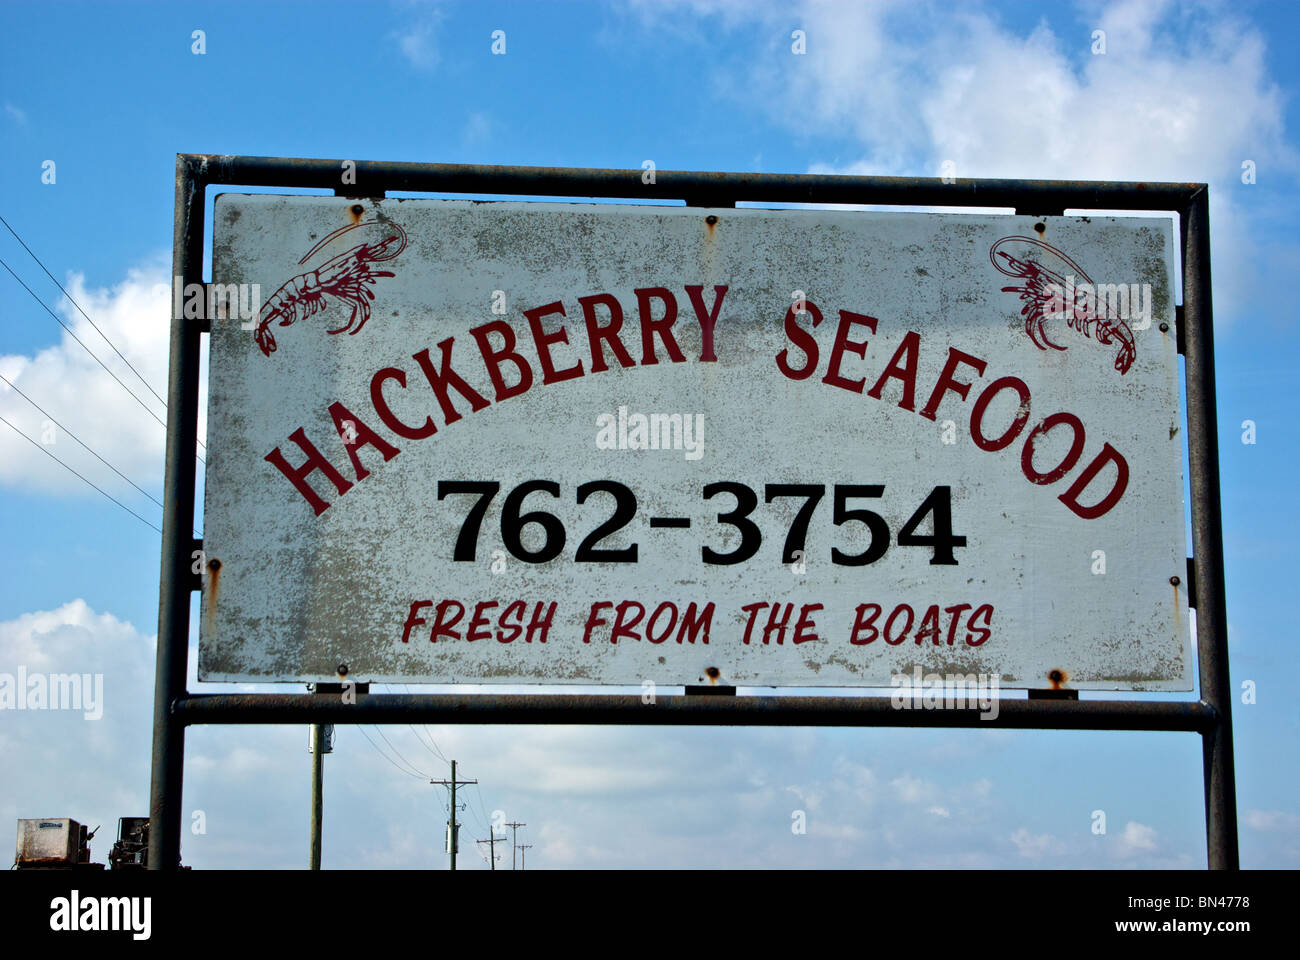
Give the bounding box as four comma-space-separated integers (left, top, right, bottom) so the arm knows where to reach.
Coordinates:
1, 0, 1298, 868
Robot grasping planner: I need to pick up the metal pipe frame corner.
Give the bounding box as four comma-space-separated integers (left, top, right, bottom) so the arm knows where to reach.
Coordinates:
149, 156, 1238, 870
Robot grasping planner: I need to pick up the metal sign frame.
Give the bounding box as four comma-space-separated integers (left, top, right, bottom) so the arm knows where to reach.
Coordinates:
150, 154, 1236, 869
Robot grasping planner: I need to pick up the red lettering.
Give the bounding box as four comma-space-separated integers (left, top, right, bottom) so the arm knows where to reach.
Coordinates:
884, 604, 915, 645
740, 602, 768, 644
943, 603, 972, 645
370, 367, 437, 440
264, 426, 353, 516
965, 604, 993, 646
684, 284, 727, 362
914, 604, 942, 645
467, 600, 498, 643
611, 600, 645, 643
822, 311, 878, 393
525, 301, 584, 385
1059, 443, 1130, 519
580, 294, 635, 373
793, 603, 823, 644
524, 602, 556, 643
969, 376, 1031, 452
849, 603, 882, 645
1021, 412, 1086, 485
497, 600, 526, 643
430, 600, 465, 642
635, 287, 686, 365
775, 301, 822, 381
919, 348, 988, 421
328, 401, 400, 482
676, 602, 714, 644
470, 320, 534, 401
401, 600, 432, 643
583, 601, 613, 644
646, 602, 678, 644
411, 338, 491, 425
866, 330, 921, 411
762, 602, 794, 644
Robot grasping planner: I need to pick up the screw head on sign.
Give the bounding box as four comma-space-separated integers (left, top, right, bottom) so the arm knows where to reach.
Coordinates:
207, 558, 221, 571
1170, 576, 1181, 586
337, 663, 350, 677
705, 215, 718, 225
1159, 322, 1170, 332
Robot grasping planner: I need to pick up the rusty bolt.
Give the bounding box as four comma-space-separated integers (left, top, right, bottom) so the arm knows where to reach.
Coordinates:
337, 663, 350, 677
207, 558, 221, 571
1159, 322, 1170, 332
1170, 576, 1181, 586
350, 204, 364, 216
1034, 222, 1046, 234
705, 215, 718, 225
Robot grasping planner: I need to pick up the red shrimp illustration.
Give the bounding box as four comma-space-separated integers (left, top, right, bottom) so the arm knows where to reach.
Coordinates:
254, 219, 407, 357
989, 236, 1136, 375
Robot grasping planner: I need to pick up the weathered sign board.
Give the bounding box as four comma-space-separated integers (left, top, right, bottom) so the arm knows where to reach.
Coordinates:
201, 195, 1190, 689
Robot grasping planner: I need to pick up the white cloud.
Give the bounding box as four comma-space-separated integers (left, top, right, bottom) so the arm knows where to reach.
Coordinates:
395, 8, 444, 70
4, 103, 26, 124
0, 256, 207, 508
1118, 819, 1159, 853
1244, 809, 1300, 833
890, 771, 938, 805
696, 0, 1293, 321
0, 601, 156, 858
1011, 826, 1066, 858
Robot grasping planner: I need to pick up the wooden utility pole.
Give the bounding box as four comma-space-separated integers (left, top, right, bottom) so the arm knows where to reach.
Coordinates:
505, 820, 526, 870
477, 833, 507, 870
308, 722, 332, 870
430, 761, 476, 870
519, 843, 533, 871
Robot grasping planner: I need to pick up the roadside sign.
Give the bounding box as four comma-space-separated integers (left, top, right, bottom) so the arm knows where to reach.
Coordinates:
200, 195, 1189, 689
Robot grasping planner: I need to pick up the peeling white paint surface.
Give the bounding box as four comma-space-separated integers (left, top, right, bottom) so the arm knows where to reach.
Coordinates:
201, 195, 1189, 689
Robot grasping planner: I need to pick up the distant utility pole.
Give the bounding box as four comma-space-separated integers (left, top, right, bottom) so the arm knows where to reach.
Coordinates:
505, 820, 526, 870
430, 760, 476, 871
308, 721, 333, 870
477, 833, 507, 870
519, 843, 533, 871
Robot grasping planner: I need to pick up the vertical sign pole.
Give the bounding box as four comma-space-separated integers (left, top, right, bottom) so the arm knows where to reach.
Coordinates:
1182, 187, 1239, 870
148, 155, 204, 870
310, 724, 324, 869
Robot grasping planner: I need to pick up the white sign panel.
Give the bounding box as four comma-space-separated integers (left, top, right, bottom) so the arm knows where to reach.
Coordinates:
201, 195, 1191, 690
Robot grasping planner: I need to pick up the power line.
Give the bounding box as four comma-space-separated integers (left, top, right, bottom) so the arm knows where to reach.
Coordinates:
409, 724, 448, 764
352, 726, 426, 780
399, 685, 449, 764
0, 370, 200, 537
0, 213, 170, 411
0, 414, 161, 533
471, 782, 493, 836
0, 256, 205, 464
371, 725, 428, 779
